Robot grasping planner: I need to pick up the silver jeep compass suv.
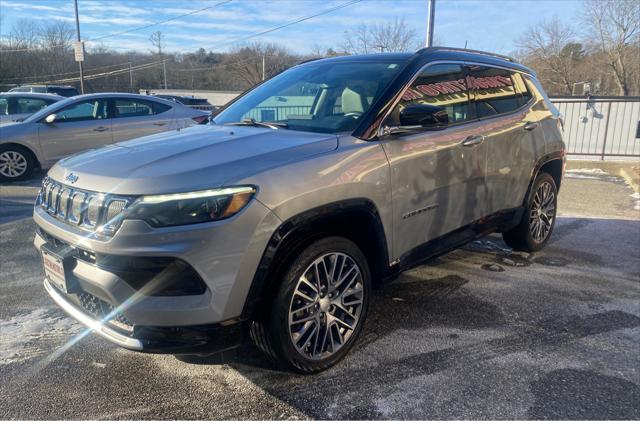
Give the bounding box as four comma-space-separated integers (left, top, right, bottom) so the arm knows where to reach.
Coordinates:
34, 48, 564, 373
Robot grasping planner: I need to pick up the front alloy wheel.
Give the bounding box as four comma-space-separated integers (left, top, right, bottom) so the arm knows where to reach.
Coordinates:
250, 237, 371, 373
288, 252, 364, 360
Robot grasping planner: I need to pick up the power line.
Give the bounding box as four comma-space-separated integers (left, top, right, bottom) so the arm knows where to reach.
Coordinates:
213, 0, 363, 49
0, 1, 232, 53
1, 61, 140, 82
88, 0, 232, 41
27, 60, 164, 85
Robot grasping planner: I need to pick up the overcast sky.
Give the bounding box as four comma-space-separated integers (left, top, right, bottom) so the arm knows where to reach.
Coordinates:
0, 0, 583, 55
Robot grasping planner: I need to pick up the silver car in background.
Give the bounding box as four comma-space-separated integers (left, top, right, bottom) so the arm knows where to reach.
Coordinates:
0, 92, 64, 125
0, 93, 210, 181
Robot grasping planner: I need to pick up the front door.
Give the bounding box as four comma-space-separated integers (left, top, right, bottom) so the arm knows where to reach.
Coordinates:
37, 98, 111, 167
380, 63, 488, 258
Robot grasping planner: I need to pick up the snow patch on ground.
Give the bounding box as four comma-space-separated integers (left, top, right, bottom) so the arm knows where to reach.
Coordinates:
0, 309, 81, 366
566, 168, 609, 174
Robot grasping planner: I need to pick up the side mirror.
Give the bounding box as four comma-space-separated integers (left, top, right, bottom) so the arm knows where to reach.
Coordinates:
399, 103, 449, 127
379, 103, 449, 137
45, 114, 57, 124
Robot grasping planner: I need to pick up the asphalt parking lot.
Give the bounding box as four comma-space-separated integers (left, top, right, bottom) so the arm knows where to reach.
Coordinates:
1, 167, 639, 419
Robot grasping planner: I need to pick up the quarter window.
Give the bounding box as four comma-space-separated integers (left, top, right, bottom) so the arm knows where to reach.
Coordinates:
393, 63, 472, 128
512, 73, 532, 106
467, 65, 519, 118
54, 99, 108, 122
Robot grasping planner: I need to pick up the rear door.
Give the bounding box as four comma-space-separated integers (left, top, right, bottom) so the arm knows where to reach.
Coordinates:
466, 65, 541, 214
380, 63, 488, 257
37, 98, 112, 166
109, 97, 174, 143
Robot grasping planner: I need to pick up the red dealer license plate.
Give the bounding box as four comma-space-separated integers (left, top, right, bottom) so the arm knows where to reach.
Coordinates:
42, 248, 69, 293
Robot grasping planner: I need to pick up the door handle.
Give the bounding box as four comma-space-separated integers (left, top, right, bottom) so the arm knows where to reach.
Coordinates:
524, 121, 539, 131
153, 122, 168, 126
461, 135, 484, 147
93, 126, 108, 132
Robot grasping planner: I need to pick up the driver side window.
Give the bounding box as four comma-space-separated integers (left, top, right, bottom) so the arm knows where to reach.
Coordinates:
54, 99, 108, 123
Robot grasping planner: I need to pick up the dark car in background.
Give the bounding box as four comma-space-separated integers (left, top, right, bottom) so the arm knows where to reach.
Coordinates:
154, 94, 216, 111
9, 85, 80, 97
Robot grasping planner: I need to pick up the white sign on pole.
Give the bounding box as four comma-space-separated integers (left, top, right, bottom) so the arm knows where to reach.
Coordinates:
74, 41, 85, 62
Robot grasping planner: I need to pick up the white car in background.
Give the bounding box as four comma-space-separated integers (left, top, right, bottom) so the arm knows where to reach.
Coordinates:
0, 92, 64, 124
0, 93, 210, 181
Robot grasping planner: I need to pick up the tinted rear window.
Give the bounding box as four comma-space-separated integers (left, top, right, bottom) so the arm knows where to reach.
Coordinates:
467, 65, 519, 118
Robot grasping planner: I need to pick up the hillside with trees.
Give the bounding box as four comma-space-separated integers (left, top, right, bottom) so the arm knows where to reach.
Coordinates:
1, 0, 638, 96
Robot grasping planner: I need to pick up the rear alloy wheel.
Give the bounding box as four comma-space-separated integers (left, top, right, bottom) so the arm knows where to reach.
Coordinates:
529, 179, 556, 244
503, 172, 558, 251
0, 146, 35, 181
250, 237, 371, 373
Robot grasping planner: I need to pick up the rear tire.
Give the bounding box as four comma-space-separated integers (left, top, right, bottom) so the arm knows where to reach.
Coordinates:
250, 236, 371, 373
0, 145, 36, 182
503, 172, 558, 252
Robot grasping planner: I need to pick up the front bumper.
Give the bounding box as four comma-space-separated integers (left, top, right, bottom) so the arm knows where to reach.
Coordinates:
33, 195, 281, 352
44, 279, 247, 354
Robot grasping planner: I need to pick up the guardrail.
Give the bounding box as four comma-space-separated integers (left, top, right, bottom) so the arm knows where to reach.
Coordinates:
550, 97, 640, 159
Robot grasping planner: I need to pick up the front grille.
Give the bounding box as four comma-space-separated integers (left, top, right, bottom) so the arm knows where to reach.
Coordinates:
77, 291, 134, 333
38, 177, 133, 235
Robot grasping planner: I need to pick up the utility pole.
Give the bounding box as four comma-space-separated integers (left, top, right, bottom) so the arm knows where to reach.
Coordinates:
129, 62, 134, 92
425, 0, 436, 47
73, 0, 85, 94
262, 54, 265, 81
162, 59, 167, 89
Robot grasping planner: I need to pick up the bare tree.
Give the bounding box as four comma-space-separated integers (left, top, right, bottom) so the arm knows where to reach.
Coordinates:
518, 18, 584, 94
341, 18, 417, 54
39, 21, 74, 74
224, 42, 298, 89
582, 0, 640, 95
149, 31, 165, 56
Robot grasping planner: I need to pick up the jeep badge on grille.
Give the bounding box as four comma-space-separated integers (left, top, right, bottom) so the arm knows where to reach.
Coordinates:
65, 172, 79, 184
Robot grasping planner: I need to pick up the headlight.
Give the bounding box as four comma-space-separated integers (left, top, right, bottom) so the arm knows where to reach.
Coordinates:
123, 186, 256, 228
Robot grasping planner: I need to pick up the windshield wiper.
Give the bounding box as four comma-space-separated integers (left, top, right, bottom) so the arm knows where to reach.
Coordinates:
225, 118, 288, 130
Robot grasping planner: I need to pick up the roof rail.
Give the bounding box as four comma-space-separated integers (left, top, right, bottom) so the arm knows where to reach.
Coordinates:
416, 46, 516, 62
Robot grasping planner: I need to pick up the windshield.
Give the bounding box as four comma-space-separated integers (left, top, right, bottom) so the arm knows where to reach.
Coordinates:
23, 96, 75, 123
214, 60, 405, 134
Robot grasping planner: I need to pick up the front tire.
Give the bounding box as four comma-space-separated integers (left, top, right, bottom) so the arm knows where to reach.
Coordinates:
251, 236, 371, 373
503, 172, 558, 251
0, 145, 36, 181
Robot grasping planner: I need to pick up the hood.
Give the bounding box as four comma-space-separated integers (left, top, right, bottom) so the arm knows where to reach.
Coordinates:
48, 124, 338, 195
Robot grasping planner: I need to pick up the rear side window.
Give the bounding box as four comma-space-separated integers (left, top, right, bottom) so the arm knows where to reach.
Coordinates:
393, 63, 472, 127
114, 99, 170, 118
467, 65, 519, 118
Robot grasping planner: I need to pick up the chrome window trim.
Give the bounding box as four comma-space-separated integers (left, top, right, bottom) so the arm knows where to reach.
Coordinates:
375, 59, 536, 139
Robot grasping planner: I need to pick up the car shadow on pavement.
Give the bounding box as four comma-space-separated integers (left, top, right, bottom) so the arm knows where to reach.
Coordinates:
175, 217, 640, 418
0, 170, 44, 189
